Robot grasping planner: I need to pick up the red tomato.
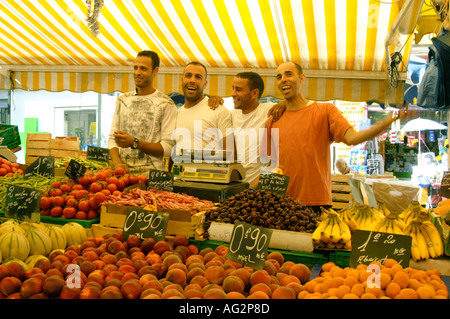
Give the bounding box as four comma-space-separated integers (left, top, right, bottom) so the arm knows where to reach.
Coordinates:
63, 207, 77, 219
40, 197, 52, 210
78, 200, 90, 212
51, 196, 65, 207
50, 206, 63, 217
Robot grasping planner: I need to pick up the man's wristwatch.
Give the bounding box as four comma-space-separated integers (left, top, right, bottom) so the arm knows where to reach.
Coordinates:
131, 138, 139, 149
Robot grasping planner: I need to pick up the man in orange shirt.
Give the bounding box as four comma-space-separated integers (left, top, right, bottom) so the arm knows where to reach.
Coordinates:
262, 62, 409, 212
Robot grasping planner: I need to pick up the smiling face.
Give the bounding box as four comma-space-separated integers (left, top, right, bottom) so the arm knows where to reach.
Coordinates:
276, 62, 305, 100
133, 55, 157, 91
182, 63, 207, 105
231, 77, 260, 114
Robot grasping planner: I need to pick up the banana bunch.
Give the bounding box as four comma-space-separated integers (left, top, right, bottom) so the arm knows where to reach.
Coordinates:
369, 212, 405, 234
312, 211, 352, 250
401, 201, 427, 226
352, 204, 383, 230
338, 207, 358, 233
403, 220, 444, 261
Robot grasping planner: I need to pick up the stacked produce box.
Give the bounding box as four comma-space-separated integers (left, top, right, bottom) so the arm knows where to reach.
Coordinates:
25, 133, 85, 165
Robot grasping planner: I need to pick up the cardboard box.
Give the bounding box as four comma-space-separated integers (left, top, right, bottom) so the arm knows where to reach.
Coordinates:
99, 204, 205, 238
331, 174, 352, 210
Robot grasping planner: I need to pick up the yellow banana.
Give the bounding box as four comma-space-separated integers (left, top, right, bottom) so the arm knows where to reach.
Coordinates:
415, 224, 429, 260
409, 226, 421, 262
418, 226, 437, 258
392, 220, 405, 235
312, 219, 328, 244
330, 216, 342, 243
421, 222, 444, 257
337, 218, 352, 243
343, 240, 352, 250
320, 217, 334, 243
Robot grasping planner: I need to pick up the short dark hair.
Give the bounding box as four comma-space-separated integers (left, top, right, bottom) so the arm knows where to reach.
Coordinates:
235, 72, 264, 98
185, 61, 208, 78
137, 50, 160, 70
293, 62, 303, 76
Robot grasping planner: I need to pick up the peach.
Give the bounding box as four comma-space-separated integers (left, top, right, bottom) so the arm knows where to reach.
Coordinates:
203, 287, 227, 299
173, 234, 189, 247
166, 268, 187, 287
0, 265, 10, 281
59, 285, 81, 299
0, 276, 22, 296
42, 275, 65, 298
289, 263, 311, 284
223, 275, 245, 294
153, 240, 172, 255
126, 235, 141, 248
250, 269, 271, 286
121, 279, 142, 299
5, 261, 26, 280
140, 237, 156, 254
140, 288, 163, 299
79, 285, 102, 299
272, 286, 296, 299
107, 240, 127, 254
80, 260, 97, 276
19, 277, 43, 299
100, 289, 123, 299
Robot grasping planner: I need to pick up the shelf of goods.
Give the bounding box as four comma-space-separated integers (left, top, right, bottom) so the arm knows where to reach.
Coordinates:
0, 159, 448, 299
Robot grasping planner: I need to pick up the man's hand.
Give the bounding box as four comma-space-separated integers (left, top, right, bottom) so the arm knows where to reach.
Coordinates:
114, 131, 134, 148
391, 105, 409, 122
268, 100, 287, 122
208, 95, 224, 110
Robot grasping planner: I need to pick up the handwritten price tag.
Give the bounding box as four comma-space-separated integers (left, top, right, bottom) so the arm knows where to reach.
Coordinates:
147, 169, 174, 192
350, 230, 412, 268
226, 221, 273, 270
87, 146, 110, 162
4, 184, 41, 222
256, 173, 289, 196
24, 156, 55, 180
122, 208, 169, 242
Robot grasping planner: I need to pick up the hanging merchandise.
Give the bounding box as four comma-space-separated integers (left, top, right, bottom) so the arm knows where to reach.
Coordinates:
407, 132, 418, 147
389, 130, 403, 144
417, 29, 450, 109
429, 130, 436, 143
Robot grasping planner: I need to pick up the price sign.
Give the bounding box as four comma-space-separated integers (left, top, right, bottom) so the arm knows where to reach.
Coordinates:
350, 230, 412, 268
256, 173, 289, 196
24, 156, 55, 180
440, 171, 450, 198
122, 207, 169, 242
87, 145, 110, 163
226, 221, 273, 270
65, 159, 87, 181
147, 169, 174, 192
4, 184, 41, 222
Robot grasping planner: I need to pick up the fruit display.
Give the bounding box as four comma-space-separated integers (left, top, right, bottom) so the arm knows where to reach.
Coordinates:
311, 210, 352, 250
403, 220, 444, 261
101, 188, 215, 215
300, 259, 448, 299
322, 201, 446, 262
203, 189, 320, 235
40, 167, 145, 220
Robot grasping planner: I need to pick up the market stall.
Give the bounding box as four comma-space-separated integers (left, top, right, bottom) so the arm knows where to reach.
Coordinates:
0, 0, 449, 301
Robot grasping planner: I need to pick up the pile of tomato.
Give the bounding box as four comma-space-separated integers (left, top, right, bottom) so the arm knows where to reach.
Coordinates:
40, 167, 148, 220
0, 158, 24, 176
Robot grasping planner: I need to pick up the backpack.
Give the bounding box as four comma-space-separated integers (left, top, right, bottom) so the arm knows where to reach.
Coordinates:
417, 30, 450, 109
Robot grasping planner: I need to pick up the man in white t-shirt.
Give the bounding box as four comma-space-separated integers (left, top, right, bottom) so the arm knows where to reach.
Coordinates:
173, 62, 233, 162
231, 72, 278, 188
109, 50, 177, 175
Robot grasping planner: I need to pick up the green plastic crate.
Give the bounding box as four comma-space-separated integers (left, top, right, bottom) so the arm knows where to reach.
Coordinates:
188, 239, 328, 266
328, 251, 351, 268
0, 124, 21, 149
0, 211, 99, 229
40, 215, 100, 228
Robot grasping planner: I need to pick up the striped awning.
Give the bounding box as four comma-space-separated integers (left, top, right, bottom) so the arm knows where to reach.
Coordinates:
0, 0, 429, 104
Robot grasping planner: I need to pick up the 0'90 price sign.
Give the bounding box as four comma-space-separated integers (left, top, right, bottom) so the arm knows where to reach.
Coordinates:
226, 221, 273, 270
122, 208, 169, 242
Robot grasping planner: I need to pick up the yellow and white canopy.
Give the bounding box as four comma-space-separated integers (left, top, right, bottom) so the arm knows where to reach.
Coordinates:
0, 0, 439, 104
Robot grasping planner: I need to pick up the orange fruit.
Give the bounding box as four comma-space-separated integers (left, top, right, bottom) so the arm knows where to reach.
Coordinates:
321, 262, 336, 272
336, 285, 351, 299
416, 285, 436, 299
383, 258, 399, 268
350, 283, 365, 297
342, 293, 359, 299
393, 271, 410, 289
396, 288, 418, 299
379, 272, 392, 289
407, 278, 422, 291
385, 282, 401, 299
343, 276, 358, 288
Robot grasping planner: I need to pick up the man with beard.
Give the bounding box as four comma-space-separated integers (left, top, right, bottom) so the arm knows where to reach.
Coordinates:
173, 62, 233, 162
262, 61, 409, 212
109, 50, 178, 175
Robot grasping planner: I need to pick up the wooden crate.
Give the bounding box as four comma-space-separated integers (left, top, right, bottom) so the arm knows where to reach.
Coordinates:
100, 204, 205, 238
26, 133, 52, 149
331, 174, 352, 210
50, 136, 79, 151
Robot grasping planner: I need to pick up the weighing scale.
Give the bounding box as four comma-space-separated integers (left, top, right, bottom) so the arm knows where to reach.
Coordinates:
171, 149, 246, 184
